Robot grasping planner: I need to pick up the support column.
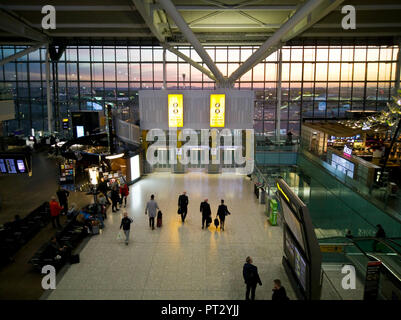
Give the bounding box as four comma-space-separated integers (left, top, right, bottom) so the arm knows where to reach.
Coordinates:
276, 49, 282, 143
162, 47, 167, 90
394, 44, 401, 95
45, 45, 52, 133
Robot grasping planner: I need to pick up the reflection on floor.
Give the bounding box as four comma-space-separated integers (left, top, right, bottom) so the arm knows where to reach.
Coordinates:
46, 172, 296, 300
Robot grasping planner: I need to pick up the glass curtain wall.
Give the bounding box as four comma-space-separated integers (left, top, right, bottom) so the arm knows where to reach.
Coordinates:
0, 44, 399, 136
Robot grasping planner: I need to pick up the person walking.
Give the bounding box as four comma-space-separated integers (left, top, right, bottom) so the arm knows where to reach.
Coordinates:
243, 256, 262, 300
120, 211, 133, 245
98, 178, 111, 204
145, 194, 159, 230
49, 196, 63, 229
56, 186, 70, 215
111, 185, 120, 212
216, 199, 230, 231
272, 279, 289, 301
178, 191, 189, 223
200, 199, 211, 229
120, 183, 129, 208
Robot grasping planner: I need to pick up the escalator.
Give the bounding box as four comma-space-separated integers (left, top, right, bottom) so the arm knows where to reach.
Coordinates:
319, 236, 401, 300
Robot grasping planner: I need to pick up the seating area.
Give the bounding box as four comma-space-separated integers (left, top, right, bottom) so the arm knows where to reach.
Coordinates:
0, 202, 50, 267
28, 203, 105, 272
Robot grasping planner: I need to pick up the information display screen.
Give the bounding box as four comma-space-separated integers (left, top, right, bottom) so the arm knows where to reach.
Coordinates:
0, 156, 29, 174
210, 94, 225, 127
76, 125, 85, 138
281, 198, 305, 252
285, 229, 307, 291
168, 94, 183, 127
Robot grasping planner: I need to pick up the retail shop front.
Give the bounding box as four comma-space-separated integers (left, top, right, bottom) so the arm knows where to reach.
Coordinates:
300, 121, 386, 189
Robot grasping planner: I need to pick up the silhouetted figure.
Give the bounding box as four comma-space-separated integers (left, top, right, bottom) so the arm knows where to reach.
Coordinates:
200, 199, 211, 229
272, 279, 289, 301
243, 256, 262, 300
178, 191, 189, 222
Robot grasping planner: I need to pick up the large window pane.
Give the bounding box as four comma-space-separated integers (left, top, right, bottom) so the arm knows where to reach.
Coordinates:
290, 63, 302, 81
79, 63, 91, 81
353, 63, 366, 81
92, 63, 103, 81
141, 63, 153, 82
103, 63, 115, 81
129, 64, 140, 81
116, 63, 128, 81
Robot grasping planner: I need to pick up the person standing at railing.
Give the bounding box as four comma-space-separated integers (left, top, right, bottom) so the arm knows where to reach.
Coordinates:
373, 224, 386, 252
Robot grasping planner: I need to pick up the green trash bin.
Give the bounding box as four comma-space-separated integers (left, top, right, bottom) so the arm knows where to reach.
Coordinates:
269, 199, 278, 226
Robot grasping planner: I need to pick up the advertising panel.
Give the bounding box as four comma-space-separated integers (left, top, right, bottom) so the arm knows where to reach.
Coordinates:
210, 94, 225, 127
168, 94, 184, 128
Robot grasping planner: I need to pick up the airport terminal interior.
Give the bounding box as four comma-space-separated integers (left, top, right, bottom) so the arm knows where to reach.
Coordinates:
1, 0, 401, 301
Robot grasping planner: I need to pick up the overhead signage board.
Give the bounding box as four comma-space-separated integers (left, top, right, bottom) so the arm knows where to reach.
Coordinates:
168, 94, 183, 128
210, 94, 225, 127
0, 153, 31, 176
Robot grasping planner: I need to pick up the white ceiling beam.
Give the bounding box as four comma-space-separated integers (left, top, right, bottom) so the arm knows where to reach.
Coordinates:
0, 5, 135, 11
159, 0, 225, 84
162, 44, 216, 81
131, 0, 165, 43
228, 0, 344, 83
49, 32, 153, 37
31, 24, 148, 29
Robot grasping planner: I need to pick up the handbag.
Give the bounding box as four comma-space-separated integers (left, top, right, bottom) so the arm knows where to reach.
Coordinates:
177, 207, 182, 215
116, 230, 124, 241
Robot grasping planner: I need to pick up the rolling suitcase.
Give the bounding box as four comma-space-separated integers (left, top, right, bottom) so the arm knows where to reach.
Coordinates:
157, 211, 162, 228
214, 218, 219, 229
91, 225, 100, 235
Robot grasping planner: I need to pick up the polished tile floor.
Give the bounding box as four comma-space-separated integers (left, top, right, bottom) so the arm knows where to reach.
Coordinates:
46, 172, 295, 300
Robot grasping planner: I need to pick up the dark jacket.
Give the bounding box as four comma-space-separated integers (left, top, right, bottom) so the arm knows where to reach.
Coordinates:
376, 227, 386, 238
178, 194, 189, 208
57, 189, 69, 204
98, 180, 108, 193
243, 263, 262, 286
111, 189, 120, 202
272, 287, 289, 301
200, 201, 211, 217
120, 217, 133, 230
217, 204, 230, 220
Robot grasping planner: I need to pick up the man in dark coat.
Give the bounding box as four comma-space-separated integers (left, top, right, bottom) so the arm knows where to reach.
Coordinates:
243, 256, 262, 300
178, 191, 189, 223
200, 198, 211, 229
216, 199, 230, 231
111, 186, 120, 212
98, 178, 111, 204
56, 186, 70, 215
272, 279, 289, 301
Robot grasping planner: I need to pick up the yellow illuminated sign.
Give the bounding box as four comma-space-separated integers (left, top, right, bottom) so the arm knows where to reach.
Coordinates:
210, 94, 225, 127
168, 94, 183, 127
277, 182, 289, 202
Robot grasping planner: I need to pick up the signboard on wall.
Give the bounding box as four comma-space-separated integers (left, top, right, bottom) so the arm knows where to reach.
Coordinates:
210, 94, 225, 127
168, 94, 183, 127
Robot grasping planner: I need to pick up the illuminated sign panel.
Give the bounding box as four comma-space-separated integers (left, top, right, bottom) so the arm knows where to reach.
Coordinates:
210, 94, 225, 127
168, 94, 183, 127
